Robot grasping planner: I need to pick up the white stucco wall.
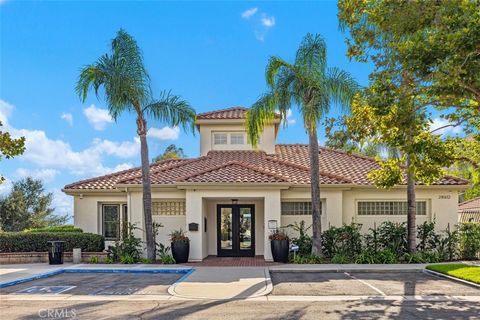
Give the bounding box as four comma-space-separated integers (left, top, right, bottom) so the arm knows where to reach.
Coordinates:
199, 123, 276, 155
73, 194, 127, 235
70, 185, 461, 260
342, 187, 459, 233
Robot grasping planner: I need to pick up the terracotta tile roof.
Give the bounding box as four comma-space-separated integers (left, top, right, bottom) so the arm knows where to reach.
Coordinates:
459, 197, 480, 211
63, 159, 189, 190
64, 144, 469, 190
196, 106, 281, 120
196, 107, 249, 120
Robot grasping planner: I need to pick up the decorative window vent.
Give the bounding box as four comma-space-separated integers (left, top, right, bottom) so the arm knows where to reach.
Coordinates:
281, 201, 318, 215
357, 201, 427, 216
153, 201, 186, 216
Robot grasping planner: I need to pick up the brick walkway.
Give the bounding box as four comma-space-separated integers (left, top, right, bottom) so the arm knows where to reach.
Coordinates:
181, 256, 282, 267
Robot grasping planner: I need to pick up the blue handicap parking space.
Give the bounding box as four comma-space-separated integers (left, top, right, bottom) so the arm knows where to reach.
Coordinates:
15, 286, 76, 294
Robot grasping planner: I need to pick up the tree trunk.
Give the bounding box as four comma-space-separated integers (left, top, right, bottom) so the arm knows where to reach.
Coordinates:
406, 154, 416, 253
137, 115, 156, 260
308, 128, 323, 256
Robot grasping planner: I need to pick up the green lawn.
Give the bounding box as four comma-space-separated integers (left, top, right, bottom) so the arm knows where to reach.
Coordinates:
426, 264, 480, 284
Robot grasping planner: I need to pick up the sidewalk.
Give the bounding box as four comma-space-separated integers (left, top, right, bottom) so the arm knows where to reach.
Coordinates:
168, 267, 272, 299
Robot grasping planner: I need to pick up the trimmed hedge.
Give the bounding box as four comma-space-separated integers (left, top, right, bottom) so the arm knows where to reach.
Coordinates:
24, 225, 83, 233
0, 232, 105, 252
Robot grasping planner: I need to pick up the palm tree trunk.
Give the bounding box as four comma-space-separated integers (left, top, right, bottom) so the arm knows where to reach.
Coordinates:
308, 128, 323, 256
406, 153, 416, 253
137, 115, 156, 260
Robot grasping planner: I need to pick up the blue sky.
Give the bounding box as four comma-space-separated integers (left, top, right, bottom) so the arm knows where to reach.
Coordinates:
1, 1, 379, 218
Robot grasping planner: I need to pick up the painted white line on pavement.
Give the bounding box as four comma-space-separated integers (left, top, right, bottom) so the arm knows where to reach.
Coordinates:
344, 272, 386, 296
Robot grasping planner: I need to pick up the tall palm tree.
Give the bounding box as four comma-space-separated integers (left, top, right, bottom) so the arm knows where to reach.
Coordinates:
76, 29, 196, 260
246, 33, 358, 255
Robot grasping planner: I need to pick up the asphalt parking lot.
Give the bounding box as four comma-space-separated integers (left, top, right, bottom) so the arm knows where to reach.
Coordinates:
0, 272, 183, 296
270, 271, 480, 296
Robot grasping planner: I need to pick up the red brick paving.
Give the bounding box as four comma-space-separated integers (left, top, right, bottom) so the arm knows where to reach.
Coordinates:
181, 256, 282, 267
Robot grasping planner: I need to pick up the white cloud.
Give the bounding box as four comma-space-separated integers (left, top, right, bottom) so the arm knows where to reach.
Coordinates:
15, 168, 59, 183
241, 7, 258, 19
0, 177, 13, 195
60, 113, 73, 126
51, 188, 73, 221
148, 126, 180, 140
83, 104, 113, 130
0, 99, 13, 125
261, 15, 276, 28
2, 99, 140, 178
286, 110, 296, 125
430, 117, 463, 136
90, 138, 140, 158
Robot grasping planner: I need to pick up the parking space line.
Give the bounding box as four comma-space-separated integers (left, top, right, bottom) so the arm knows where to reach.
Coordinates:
344, 272, 386, 296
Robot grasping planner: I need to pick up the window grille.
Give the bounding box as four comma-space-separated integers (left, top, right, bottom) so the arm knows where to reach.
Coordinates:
230, 133, 245, 145
357, 201, 427, 216
281, 201, 317, 215
213, 133, 227, 145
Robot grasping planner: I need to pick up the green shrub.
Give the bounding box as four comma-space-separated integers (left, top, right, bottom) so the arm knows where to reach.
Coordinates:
0, 232, 104, 252
355, 249, 377, 264
458, 223, 480, 260
321, 223, 363, 258
24, 225, 83, 233
107, 223, 143, 263
287, 221, 312, 255
88, 256, 99, 264
331, 253, 353, 264
376, 222, 407, 255
376, 249, 398, 264
416, 221, 440, 252
436, 225, 458, 261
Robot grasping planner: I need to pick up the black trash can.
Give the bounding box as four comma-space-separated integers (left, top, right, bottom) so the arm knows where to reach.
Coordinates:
47, 241, 65, 265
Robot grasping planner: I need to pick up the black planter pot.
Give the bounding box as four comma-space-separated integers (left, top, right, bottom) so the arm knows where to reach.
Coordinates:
271, 239, 289, 263
171, 240, 190, 263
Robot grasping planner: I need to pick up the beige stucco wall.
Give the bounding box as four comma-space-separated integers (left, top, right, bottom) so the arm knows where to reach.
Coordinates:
343, 187, 459, 233
129, 189, 187, 252
70, 185, 460, 260
199, 123, 276, 155
279, 187, 459, 238
73, 193, 127, 248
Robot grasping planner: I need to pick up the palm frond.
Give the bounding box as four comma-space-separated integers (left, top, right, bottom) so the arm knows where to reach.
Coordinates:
75, 29, 152, 121
294, 33, 327, 75
245, 93, 277, 147
266, 57, 295, 88
143, 91, 196, 134
325, 67, 359, 113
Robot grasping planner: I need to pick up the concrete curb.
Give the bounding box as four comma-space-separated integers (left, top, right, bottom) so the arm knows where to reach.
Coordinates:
423, 269, 480, 289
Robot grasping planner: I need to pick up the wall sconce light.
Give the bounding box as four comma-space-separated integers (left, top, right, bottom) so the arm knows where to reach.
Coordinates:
231, 199, 238, 205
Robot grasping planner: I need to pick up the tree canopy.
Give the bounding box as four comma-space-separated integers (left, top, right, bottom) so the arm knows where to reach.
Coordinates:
0, 177, 67, 232
0, 121, 25, 184
152, 144, 186, 162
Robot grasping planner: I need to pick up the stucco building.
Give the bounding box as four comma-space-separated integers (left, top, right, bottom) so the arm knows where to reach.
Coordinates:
63, 107, 469, 261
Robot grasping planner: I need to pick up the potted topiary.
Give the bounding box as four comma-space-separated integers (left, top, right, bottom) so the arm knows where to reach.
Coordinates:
269, 229, 290, 263
170, 229, 189, 263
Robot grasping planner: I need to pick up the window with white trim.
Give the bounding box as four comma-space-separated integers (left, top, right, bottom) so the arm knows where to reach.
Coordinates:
357, 201, 427, 216
213, 133, 228, 145
281, 201, 319, 215
230, 133, 245, 145
153, 201, 186, 216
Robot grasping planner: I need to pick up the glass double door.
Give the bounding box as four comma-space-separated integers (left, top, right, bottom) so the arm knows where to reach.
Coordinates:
217, 205, 255, 257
